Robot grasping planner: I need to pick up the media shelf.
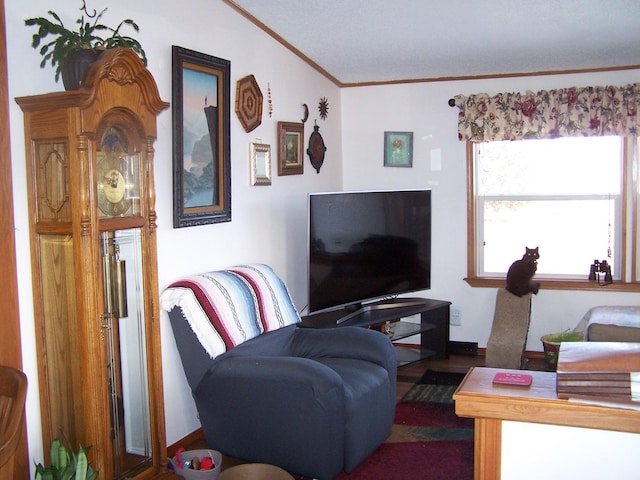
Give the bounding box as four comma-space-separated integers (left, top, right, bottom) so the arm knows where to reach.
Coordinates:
300, 298, 451, 367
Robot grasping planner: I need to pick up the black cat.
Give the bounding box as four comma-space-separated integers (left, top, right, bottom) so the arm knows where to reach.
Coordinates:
506, 247, 540, 297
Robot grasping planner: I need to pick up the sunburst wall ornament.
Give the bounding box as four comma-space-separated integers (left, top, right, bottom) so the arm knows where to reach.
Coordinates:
318, 97, 329, 120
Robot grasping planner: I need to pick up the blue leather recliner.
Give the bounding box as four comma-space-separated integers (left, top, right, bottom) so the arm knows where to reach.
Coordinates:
160, 264, 397, 480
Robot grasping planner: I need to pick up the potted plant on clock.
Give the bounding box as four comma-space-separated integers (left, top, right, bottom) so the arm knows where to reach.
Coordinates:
25, 1, 147, 90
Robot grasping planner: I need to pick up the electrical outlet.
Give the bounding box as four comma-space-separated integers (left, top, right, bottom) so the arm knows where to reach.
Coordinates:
450, 306, 462, 326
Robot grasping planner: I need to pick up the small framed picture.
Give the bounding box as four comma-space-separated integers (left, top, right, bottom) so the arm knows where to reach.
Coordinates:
250, 142, 271, 186
277, 121, 304, 175
384, 131, 413, 167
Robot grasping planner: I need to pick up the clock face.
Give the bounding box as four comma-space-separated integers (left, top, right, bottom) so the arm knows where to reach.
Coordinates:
97, 126, 142, 218
97, 151, 135, 217
103, 169, 126, 204
98, 165, 132, 217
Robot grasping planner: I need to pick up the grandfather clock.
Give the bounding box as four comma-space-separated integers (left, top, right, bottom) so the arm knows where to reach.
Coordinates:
16, 49, 170, 479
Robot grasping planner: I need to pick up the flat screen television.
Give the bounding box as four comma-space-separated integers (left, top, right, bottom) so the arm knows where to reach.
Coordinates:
307, 189, 431, 315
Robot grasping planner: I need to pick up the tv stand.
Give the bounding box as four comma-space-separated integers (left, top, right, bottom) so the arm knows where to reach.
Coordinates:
337, 298, 431, 324
300, 298, 451, 366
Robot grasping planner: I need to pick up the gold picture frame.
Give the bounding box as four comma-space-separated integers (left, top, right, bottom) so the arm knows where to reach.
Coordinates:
277, 121, 304, 175
250, 142, 272, 186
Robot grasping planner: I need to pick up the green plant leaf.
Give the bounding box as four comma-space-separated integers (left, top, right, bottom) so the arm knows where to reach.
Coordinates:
60, 468, 74, 480
25, 5, 148, 82
74, 448, 88, 480
50, 438, 69, 470
48, 11, 63, 26
36, 469, 54, 480
34, 462, 54, 480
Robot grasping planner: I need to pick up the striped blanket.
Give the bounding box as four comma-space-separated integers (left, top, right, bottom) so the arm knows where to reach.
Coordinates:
160, 264, 300, 359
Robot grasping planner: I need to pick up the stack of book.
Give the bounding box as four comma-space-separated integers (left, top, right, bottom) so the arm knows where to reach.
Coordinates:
556, 342, 640, 401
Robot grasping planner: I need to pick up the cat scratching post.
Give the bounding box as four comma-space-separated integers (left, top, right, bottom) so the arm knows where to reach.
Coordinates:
485, 288, 532, 369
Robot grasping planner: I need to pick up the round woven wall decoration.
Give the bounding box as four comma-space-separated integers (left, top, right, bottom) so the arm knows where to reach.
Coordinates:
235, 74, 263, 132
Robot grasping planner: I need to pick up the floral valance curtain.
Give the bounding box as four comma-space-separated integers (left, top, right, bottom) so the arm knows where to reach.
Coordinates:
454, 83, 640, 142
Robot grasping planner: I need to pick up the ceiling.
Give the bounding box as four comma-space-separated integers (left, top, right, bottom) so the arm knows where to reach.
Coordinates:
226, 0, 640, 86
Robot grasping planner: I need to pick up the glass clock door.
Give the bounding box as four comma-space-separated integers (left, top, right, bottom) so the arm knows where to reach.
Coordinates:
101, 228, 152, 477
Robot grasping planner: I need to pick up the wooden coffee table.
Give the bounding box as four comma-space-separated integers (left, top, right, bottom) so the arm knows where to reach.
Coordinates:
454, 366, 640, 480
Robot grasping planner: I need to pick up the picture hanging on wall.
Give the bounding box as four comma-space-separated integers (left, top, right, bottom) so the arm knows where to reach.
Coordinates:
172, 45, 231, 227
277, 121, 304, 175
250, 142, 272, 186
383, 131, 413, 167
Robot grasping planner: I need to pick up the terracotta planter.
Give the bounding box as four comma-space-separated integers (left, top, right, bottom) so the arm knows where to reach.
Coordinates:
61, 48, 102, 90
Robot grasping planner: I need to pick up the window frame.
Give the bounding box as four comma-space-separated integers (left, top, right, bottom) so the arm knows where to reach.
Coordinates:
465, 138, 640, 292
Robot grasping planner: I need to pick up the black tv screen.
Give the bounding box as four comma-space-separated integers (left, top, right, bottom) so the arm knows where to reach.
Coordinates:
308, 189, 431, 313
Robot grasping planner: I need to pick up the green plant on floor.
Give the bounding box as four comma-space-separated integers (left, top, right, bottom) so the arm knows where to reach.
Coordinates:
24, 0, 147, 83
541, 331, 584, 344
540, 330, 584, 371
34, 438, 98, 480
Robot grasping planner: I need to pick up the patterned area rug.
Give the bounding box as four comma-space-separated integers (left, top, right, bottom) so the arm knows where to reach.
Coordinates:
417, 369, 467, 385
336, 371, 473, 480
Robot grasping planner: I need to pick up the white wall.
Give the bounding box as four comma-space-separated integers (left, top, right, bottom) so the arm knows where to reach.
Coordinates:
340, 70, 640, 350
6, 0, 342, 468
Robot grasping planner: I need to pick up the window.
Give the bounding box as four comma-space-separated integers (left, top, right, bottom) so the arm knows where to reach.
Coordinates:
467, 135, 640, 291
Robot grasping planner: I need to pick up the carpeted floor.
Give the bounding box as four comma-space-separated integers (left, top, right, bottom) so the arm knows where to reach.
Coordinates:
336, 370, 474, 480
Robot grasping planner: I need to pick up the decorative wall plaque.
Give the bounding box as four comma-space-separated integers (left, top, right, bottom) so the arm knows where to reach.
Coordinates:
235, 74, 263, 132
307, 123, 326, 173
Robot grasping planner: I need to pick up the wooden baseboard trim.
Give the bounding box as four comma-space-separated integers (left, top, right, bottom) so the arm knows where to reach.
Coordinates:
167, 428, 206, 458
523, 350, 545, 360
473, 347, 545, 361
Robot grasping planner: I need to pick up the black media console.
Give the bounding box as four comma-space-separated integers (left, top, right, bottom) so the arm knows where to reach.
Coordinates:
299, 298, 451, 367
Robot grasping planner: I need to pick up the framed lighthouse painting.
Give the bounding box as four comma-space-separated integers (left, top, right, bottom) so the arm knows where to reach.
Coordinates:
172, 46, 231, 227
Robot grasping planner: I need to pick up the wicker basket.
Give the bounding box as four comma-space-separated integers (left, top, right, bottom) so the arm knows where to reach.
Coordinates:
170, 449, 222, 480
